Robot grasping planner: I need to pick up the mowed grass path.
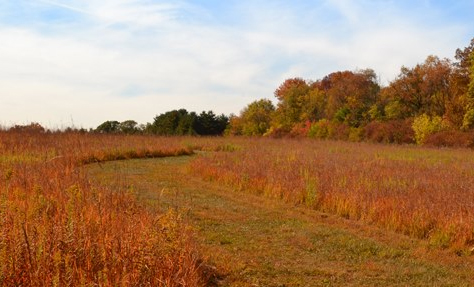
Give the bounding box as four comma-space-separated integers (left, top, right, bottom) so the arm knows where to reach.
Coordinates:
87, 156, 474, 286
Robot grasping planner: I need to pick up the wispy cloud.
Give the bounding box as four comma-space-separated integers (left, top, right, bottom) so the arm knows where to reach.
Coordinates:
0, 0, 473, 128
39, 0, 90, 15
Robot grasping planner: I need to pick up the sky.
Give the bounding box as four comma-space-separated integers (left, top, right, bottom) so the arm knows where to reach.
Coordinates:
0, 0, 473, 129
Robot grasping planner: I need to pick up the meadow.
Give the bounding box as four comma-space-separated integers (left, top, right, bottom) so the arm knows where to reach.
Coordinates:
191, 138, 474, 251
0, 131, 215, 286
2, 131, 474, 285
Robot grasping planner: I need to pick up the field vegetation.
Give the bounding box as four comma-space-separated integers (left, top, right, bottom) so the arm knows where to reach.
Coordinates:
2, 129, 474, 285
0, 130, 214, 286
88, 156, 474, 285
191, 138, 474, 251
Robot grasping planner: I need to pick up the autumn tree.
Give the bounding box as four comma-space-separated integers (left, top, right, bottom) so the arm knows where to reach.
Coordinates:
453, 38, 474, 89
226, 115, 243, 136
384, 56, 453, 119
233, 99, 275, 136
316, 69, 380, 127
447, 38, 474, 127
273, 78, 310, 131
462, 49, 474, 130
301, 86, 327, 122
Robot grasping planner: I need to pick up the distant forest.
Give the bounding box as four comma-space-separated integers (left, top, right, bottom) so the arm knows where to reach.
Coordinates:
224, 38, 473, 145
95, 110, 229, 136
227, 37, 474, 147
7, 38, 474, 147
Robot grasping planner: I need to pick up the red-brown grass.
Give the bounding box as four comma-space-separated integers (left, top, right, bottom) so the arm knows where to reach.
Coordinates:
0, 131, 207, 286
190, 138, 474, 251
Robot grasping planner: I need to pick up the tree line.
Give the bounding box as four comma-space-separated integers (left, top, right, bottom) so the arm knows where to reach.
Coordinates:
95, 110, 228, 136
6, 38, 474, 147
3, 110, 229, 136
227, 38, 474, 147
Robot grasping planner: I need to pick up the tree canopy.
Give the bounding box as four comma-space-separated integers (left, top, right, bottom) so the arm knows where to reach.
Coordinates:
94, 38, 474, 147
226, 38, 474, 146
95, 110, 229, 136
227, 99, 275, 136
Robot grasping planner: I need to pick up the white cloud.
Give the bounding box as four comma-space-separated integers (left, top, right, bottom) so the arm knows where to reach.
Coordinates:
0, 0, 472, 128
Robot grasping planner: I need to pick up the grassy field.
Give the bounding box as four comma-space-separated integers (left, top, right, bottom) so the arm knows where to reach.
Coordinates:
191, 138, 474, 251
0, 132, 210, 286
88, 156, 474, 286
3, 132, 474, 285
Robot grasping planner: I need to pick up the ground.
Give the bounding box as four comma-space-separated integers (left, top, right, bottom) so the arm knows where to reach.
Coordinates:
87, 155, 474, 286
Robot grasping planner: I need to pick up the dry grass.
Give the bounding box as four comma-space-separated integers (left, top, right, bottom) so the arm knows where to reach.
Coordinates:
190, 138, 474, 251
88, 155, 474, 286
0, 131, 208, 286
4, 131, 473, 285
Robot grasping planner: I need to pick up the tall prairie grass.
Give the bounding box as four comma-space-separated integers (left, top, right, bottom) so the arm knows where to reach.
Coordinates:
190, 138, 474, 250
0, 131, 206, 286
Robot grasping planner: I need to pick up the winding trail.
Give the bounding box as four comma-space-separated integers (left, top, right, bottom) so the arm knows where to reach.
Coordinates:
87, 156, 474, 286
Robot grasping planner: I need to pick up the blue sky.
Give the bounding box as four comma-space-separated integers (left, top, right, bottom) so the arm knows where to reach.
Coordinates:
0, 0, 473, 128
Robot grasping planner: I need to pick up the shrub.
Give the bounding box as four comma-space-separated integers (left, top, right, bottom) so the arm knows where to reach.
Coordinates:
363, 120, 415, 144
328, 122, 350, 140
348, 127, 364, 142
423, 130, 474, 148
263, 126, 289, 138
462, 108, 474, 130
290, 121, 311, 137
412, 114, 448, 145
308, 119, 330, 139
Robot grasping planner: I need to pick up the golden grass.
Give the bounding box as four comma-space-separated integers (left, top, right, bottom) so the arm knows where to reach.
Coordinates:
0, 131, 207, 286
190, 138, 474, 251
88, 156, 474, 286
4, 131, 473, 285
